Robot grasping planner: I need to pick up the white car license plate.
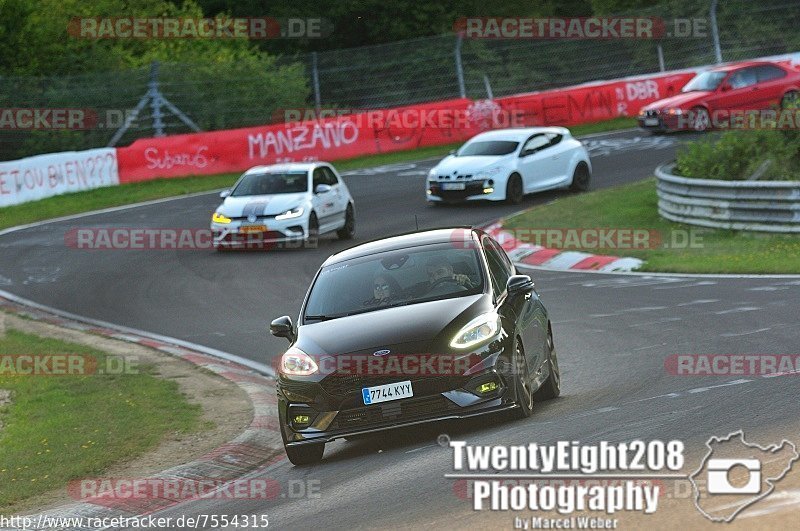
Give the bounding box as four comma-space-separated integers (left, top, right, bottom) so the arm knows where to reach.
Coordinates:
442, 182, 465, 191
362, 380, 413, 405
644, 118, 659, 126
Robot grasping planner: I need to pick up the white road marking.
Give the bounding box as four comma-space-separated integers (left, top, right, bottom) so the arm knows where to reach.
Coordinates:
687, 379, 752, 394
652, 280, 719, 290
628, 317, 683, 327
676, 299, 720, 306
721, 327, 772, 337
714, 306, 761, 315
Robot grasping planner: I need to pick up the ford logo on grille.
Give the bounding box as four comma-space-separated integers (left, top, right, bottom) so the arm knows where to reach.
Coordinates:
373, 349, 391, 356
247, 214, 257, 223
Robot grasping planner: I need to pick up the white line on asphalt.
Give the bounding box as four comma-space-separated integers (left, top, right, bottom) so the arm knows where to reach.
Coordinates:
676, 299, 720, 306
713, 306, 761, 315
0, 188, 224, 238
721, 327, 772, 337
686, 379, 753, 394
0, 288, 275, 377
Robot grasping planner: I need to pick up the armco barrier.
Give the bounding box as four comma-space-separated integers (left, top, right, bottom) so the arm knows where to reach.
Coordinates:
656, 163, 800, 233
0, 148, 118, 207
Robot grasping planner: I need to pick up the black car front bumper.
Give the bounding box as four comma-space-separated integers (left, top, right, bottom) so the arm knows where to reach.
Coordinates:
278, 347, 518, 446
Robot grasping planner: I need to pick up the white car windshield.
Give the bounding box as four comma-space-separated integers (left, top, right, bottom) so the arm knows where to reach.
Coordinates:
303, 244, 484, 321
231, 171, 308, 196
458, 140, 519, 156
682, 71, 727, 92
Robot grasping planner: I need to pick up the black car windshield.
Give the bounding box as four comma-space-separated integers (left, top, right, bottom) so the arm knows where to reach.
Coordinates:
231, 171, 308, 196
458, 140, 519, 156
304, 243, 485, 321
682, 71, 727, 92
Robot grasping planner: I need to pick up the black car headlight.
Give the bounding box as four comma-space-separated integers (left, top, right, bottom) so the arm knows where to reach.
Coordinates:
281, 346, 319, 376
450, 311, 501, 350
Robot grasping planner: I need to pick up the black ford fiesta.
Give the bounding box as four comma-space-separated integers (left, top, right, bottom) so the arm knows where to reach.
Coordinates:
270, 228, 560, 465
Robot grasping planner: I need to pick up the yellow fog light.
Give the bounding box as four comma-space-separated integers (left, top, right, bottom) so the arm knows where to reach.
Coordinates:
293, 415, 311, 425
483, 187, 494, 194
212, 212, 232, 224
478, 381, 498, 394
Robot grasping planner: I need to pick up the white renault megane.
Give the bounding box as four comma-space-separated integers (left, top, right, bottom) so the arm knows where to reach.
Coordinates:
211, 162, 355, 249
426, 127, 592, 205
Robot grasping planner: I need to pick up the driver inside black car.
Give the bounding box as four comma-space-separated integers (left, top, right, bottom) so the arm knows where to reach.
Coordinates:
423, 256, 474, 293
364, 273, 403, 307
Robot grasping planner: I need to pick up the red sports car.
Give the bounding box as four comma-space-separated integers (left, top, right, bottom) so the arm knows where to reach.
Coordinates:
638, 60, 800, 132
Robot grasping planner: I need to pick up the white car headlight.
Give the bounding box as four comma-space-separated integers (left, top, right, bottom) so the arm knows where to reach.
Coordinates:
280, 346, 318, 376
428, 168, 438, 178
275, 206, 305, 220
450, 311, 502, 350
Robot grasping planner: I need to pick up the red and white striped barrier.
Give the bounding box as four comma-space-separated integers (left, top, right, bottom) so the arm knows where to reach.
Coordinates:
483, 222, 644, 272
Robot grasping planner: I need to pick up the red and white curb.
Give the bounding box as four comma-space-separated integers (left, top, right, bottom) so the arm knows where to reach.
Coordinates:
482, 222, 644, 272
0, 295, 284, 528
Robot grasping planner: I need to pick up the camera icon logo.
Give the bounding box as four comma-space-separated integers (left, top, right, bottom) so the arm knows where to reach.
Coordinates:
690, 430, 799, 522
706, 458, 761, 494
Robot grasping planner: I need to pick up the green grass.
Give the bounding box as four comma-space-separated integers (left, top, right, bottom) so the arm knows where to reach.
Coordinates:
0, 117, 635, 231
0, 328, 201, 512
502, 179, 800, 274
567, 116, 636, 137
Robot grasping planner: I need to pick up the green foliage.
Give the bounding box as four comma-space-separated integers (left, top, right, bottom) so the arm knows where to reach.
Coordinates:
675, 129, 800, 181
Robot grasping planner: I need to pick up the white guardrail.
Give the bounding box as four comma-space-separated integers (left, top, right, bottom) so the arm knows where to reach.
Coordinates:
656, 163, 800, 233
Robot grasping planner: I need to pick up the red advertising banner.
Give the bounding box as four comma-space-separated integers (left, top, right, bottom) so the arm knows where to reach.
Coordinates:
116, 98, 486, 183
495, 72, 696, 126
115, 71, 697, 183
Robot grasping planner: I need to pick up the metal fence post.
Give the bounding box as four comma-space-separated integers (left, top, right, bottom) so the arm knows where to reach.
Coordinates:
149, 61, 165, 137
482, 75, 494, 100
311, 52, 322, 114
710, 0, 723, 63
455, 34, 466, 98
657, 44, 666, 72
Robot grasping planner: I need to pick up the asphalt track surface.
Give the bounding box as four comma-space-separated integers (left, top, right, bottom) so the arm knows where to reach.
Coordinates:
2, 129, 799, 529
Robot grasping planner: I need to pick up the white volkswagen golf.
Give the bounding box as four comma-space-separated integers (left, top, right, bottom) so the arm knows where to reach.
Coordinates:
211, 162, 355, 249
426, 127, 591, 205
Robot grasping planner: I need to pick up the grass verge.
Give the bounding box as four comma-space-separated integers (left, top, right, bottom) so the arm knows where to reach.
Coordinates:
502, 179, 800, 274
0, 328, 201, 512
0, 117, 636, 231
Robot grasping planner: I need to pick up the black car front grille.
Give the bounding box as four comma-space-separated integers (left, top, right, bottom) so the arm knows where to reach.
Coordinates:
330, 394, 458, 430
644, 110, 660, 118
429, 181, 485, 201
320, 374, 460, 397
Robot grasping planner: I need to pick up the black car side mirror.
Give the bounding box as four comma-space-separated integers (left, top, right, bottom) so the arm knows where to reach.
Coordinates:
506, 274, 535, 294
270, 316, 295, 342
